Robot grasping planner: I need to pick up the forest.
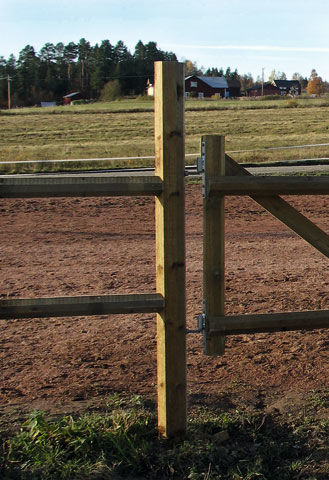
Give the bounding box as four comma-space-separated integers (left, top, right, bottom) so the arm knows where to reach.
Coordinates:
0, 39, 178, 107
0, 38, 323, 108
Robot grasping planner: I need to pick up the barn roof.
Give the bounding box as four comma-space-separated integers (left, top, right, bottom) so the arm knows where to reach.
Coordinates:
186, 76, 228, 89
273, 80, 301, 89
63, 92, 80, 98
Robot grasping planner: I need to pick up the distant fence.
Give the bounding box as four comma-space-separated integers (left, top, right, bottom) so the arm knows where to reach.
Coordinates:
2, 143, 329, 165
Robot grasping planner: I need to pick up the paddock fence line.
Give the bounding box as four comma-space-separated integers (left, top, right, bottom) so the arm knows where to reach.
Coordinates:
200, 135, 329, 356
0, 61, 186, 439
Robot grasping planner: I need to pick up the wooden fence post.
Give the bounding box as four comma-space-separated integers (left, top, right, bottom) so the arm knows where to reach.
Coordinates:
154, 62, 186, 437
203, 135, 226, 355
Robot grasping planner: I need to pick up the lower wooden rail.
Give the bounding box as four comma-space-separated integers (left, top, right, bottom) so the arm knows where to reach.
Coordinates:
0, 293, 165, 319
0, 174, 163, 198
208, 310, 329, 335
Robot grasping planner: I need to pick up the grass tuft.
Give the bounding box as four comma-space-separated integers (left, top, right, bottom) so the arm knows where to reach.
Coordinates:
1, 391, 328, 479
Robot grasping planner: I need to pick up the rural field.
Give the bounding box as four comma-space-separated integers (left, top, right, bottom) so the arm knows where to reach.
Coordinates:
2, 97, 329, 173
0, 99, 328, 479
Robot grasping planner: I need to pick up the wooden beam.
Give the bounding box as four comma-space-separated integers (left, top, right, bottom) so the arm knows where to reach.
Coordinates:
208, 176, 329, 196
225, 154, 329, 259
203, 135, 226, 356
155, 61, 186, 438
209, 310, 329, 335
0, 293, 164, 320
0, 175, 163, 198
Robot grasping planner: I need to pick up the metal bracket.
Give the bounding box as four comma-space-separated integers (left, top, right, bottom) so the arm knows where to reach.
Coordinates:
201, 299, 207, 353
196, 141, 206, 197
196, 156, 205, 174
186, 300, 207, 335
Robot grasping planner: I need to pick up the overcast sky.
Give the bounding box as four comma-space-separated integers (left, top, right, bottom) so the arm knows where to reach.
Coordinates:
1, 0, 329, 80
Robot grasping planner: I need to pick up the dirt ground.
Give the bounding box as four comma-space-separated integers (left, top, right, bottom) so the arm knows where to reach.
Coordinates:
0, 184, 328, 416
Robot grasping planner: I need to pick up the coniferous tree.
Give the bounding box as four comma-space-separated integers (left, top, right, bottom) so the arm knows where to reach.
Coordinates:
77, 38, 91, 93
63, 42, 78, 90
17, 45, 40, 104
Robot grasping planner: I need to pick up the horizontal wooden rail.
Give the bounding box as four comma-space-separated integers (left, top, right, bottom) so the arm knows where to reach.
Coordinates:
0, 293, 165, 319
0, 174, 163, 198
208, 310, 329, 335
208, 176, 329, 196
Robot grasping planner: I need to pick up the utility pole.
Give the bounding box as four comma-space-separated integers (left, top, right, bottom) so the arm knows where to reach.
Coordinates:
0, 75, 11, 109
7, 75, 11, 110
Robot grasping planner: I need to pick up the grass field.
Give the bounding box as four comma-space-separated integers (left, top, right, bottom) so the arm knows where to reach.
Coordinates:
1, 97, 329, 174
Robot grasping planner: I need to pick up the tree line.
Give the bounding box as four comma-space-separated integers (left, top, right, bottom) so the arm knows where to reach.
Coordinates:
0, 38, 328, 107
0, 39, 177, 107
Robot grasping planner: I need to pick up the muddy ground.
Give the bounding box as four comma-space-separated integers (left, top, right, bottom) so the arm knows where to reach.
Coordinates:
0, 184, 328, 417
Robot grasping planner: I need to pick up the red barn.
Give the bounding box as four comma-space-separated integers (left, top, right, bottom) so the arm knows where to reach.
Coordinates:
185, 75, 228, 98
246, 83, 280, 97
63, 92, 82, 105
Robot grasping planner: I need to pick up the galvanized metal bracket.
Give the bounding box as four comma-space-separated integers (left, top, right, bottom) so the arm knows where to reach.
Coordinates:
200, 299, 207, 352
197, 140, 206, 198
186, 300, 207, 335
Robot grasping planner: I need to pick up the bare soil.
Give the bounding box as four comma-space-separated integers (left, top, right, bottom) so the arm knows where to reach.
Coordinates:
0, 185, 328, 417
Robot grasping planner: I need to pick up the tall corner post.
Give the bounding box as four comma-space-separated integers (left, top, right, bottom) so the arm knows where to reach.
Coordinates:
203, 135, 226, 355
154, 62, 187, 438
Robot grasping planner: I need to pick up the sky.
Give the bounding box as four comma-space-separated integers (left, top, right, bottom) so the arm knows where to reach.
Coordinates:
1, 0, 329, 81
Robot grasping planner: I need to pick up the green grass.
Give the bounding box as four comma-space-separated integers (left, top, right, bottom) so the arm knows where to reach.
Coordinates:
1, 96, 329, 174
3, 95, 329, 115
1, 391, 328, 479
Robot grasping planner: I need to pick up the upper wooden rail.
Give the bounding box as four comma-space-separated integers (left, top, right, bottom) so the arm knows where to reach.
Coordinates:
0, 174, 163, 198
208, 176, 329, 196
0, 293, 165, 320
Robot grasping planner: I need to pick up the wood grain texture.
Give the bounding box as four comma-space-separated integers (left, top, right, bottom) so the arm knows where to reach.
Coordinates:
0, 294, 165, 319
154, 61, 186, 438
0, 174, 163, 198
203, 136, 226, 356
208, 176, 329, 196
209, 310, 329, 335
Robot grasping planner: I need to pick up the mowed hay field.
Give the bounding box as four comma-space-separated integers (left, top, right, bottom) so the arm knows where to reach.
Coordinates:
2, 98, 329, 173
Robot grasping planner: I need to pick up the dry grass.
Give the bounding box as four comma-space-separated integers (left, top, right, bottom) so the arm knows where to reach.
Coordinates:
1, 98, 329, 173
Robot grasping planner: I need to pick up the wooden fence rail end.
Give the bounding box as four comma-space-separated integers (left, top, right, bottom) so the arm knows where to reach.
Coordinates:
208, 176, 329, 196
209, 310, 329, 335
0, 293, 165, 319
0, 175, 163, 198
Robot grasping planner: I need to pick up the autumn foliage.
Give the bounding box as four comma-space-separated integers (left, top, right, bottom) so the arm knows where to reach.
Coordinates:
306, 70, 324, 96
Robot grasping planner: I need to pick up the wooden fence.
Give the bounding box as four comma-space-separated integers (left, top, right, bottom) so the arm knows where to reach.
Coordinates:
0, 61, 186, 439
1, 62, 329, 439
201, 135, 329, 355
